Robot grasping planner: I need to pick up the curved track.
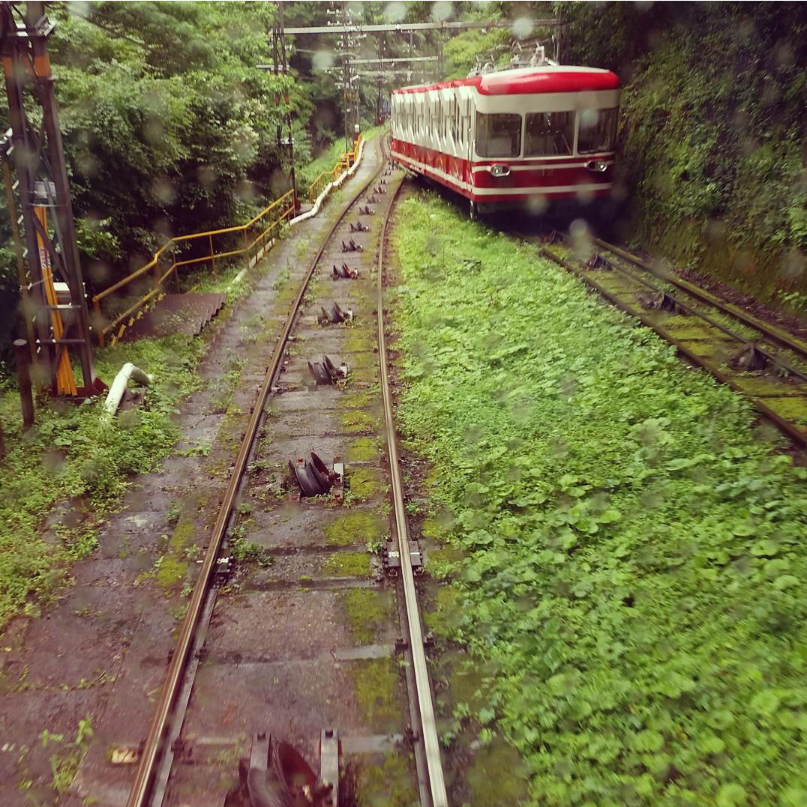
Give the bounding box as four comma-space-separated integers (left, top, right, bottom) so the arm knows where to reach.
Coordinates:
126, 137, 447, 807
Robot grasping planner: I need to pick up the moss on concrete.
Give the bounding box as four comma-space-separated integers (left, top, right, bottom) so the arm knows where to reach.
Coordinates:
760, 397, 807, 425
155, 554, 188, 589
348, 363, 377, 386
346, 437, 380, 462
324, 509, 386, 546
341, 409, 377, 434
342, 588, 390, 644
345, 326, 375, 354
356, 752, 418, 807
349, 658, 400, 729
322, 552, 371, 578
341, 389, 375, 410
348, 466, 383, 501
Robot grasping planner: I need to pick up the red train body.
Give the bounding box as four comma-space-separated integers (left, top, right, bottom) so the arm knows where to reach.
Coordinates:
390, 65, 621, 214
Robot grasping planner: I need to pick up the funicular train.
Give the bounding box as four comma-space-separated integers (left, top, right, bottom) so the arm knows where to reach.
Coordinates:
389, 48, 621, 217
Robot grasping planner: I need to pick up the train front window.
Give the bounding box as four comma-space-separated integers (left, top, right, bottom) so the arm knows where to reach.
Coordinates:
476, 113, 521, 158
578, 107, 619, 153
524, 112, 574, 156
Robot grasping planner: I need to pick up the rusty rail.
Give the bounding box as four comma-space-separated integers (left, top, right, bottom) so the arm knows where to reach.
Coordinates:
536, 235, 807, 449
125, 135, 384, 807
376, 162, 449, 806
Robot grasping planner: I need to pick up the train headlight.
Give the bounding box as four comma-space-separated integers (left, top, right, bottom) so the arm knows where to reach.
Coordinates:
586, 160, 609, 173
489, 164, 511, 178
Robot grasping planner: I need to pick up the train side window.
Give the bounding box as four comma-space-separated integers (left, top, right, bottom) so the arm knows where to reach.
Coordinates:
524, 112, 574, 156
578, 107, 619, 153
476, 112, 521, 158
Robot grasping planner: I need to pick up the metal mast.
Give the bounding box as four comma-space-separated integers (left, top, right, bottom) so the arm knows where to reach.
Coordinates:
274, 3, 298, 209
0, 1, 101, 396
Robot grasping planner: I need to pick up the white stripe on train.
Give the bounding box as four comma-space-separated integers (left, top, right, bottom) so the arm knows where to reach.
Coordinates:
392, 149, 613, 197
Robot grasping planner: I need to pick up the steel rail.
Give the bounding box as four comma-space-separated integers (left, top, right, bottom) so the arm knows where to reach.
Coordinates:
126, 138, 388, 807
570, 240, 807, 384
593, 236, 807, 361
554, 232, 807, 384
536, 244, 807, 449
377, 179, 449, 806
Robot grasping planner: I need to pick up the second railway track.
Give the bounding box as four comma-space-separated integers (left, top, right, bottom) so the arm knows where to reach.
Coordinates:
122, 137, 448, 807
532, 231, 807, 448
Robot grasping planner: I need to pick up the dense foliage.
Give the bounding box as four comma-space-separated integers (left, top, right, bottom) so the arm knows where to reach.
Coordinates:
0, 2, 308, 363
394, 194, 807, 805
559, 2, 807, 300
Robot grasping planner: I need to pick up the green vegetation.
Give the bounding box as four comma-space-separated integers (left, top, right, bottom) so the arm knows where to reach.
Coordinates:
394, 194, 807, 804
0, 335, 202, 626
559, 2, 807, 301
298, 123, 387, 194
321, 552, 371, 578
323, 509, 386, 547
37, 717, 94, 797
342, 589, 390, 645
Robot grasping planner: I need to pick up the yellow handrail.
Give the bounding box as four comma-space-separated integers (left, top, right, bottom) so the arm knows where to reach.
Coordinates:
92, 190, 295, 346
93, 133, 364, 348
307, 134, 363, 202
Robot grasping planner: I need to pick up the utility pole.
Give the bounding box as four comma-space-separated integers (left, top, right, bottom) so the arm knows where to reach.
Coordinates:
264, 4, 298, 209
277, 3, 297, 209
0, 1, 102, 397
330, 1, 359, 150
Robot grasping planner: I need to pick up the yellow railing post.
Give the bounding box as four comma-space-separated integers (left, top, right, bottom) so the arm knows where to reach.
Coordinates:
94, 298, 104, 348
92, 136, 366, 344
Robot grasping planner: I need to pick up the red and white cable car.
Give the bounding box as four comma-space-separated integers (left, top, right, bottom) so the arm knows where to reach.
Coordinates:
390, 53, 620, 216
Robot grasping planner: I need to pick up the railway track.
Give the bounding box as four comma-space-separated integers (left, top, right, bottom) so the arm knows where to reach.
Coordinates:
123, 138, 448, 807
533, 231, 807, 448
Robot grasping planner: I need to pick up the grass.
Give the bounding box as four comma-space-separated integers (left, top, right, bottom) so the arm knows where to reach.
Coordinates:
393, 191, 807, 805
0, 335, 203, 628
299, 124, 388, 196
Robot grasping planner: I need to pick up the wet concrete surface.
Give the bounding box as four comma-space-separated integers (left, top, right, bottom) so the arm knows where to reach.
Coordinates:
153, 152, 418, 806
0, 140, 412, 806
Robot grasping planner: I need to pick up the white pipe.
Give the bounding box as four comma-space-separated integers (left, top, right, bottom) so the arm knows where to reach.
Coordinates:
289, 135, 367, 228
103, 363, 152, 418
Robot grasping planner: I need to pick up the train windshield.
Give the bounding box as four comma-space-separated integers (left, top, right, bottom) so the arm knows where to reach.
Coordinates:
476, 113, 522, 158
578, 107, 619, 153
524, 112, 574, 156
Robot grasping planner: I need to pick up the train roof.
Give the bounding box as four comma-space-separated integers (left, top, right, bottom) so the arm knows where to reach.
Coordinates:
393, 65, 620, 96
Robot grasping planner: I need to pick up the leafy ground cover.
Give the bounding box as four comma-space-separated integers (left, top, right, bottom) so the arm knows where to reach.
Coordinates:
0, 336, 203, 627
392, 193, 807, 805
